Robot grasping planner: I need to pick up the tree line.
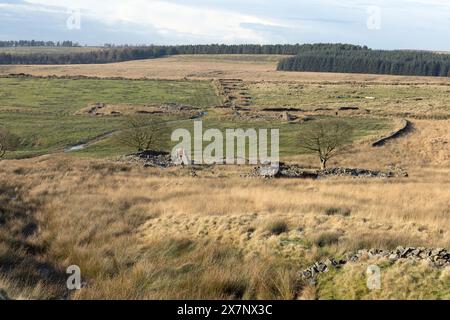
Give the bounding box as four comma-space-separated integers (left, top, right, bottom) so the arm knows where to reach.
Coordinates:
3, 42, 448, 76
277, 48, 450, 77
0, 40, 80, 48
0, 43, 364, 65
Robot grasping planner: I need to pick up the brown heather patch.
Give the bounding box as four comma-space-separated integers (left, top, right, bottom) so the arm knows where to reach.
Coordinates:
2, 54, 450, 84
0, 149, 448, 299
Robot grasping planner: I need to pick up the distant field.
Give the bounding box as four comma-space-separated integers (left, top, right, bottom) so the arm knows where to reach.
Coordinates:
249, 82, 450, 118
0, 76, 392, 158
75, 113, 391, 158
2, 54, 450, 84
0, 54, 449, 301
0, 77, 219, 113
0, 77, 221, 157
0, 46, 102, 55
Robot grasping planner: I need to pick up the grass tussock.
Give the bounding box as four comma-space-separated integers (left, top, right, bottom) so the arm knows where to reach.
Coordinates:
312, 231, 342, 248
0, 156, 449, 299
324, 207, 351, 217
264, 219, 290, 236
73, 238, 300, 300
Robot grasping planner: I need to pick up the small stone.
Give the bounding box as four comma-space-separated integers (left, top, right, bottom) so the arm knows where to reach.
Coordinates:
389, 254, 399, 261
338, 259, 347, 266
431, 248, 445, 256
302, 270, 312, 279
395, 246, 405, 254
401, 247, 413, 258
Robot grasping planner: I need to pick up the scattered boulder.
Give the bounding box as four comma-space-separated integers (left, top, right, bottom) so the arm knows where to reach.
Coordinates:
300, 246, 450, 282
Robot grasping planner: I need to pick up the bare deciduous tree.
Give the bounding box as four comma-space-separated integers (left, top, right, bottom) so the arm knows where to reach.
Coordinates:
0, 128, 20, 160
299, 120, 353, 169
115, 116, 166, 152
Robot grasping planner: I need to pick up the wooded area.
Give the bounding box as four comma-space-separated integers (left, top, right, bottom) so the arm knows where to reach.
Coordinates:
277, 48, 450, 77
2, 41, 449, 77
0, 43, 361, 65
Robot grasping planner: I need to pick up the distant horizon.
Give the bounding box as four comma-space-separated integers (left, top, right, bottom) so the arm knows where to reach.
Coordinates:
1, 0, 450, 51
1, 40, 449, 53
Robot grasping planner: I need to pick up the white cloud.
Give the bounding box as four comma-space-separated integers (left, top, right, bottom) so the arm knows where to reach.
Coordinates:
0, 2, 63, 14
22, 0, 287, 43
2, 0, 450, 49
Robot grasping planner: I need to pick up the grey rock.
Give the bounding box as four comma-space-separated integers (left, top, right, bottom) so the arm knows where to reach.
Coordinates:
122, 150, 173, 168
401, 247, 413, 258
300, 247, 449, 282
395, 246, 405, 254
389, 254, 399, 261
431, 248, 445, 256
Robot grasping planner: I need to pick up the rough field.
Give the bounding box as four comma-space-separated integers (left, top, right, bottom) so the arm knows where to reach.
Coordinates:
0, 77, 221, 158
249, 83, 450, 119
2, 54, 450, 84
0, 55, 449, 300
0, 149, 448, 299
0, 76, 392, 158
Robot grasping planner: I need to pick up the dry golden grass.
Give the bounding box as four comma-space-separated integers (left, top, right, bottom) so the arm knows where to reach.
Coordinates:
3, 54, 450, 84
248, 82, 450, 118
317, 260, 450, 299
0, 132, 448, 299
0, 54, 449, 299
286, 119, 450, 169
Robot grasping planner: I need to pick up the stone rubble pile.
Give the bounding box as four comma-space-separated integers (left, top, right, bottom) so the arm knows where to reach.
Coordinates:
319, 166, 408, 178
244, 163, 408, 179
242, 163, 318, 179
120, 150, 173, 168
301, 247, 450, 281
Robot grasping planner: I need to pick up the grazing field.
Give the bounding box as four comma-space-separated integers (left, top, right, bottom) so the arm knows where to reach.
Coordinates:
3, 55, 450, 84
74, 114, 391, 158
0, 77, 221, 157
0, 56, 449, 300
249, 83, 450, 118
0, 77, 219, 113
0, 76, 392, 158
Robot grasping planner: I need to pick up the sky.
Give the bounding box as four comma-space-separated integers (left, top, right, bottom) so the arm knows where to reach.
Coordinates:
1, 0, 450, 50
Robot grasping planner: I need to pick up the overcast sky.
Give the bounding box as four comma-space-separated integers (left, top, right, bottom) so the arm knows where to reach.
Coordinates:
1, 0, 450, 50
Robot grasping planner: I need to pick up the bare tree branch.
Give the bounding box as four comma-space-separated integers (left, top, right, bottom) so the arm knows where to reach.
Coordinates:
299, 120, 353, 169
114, 116, 166, 152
